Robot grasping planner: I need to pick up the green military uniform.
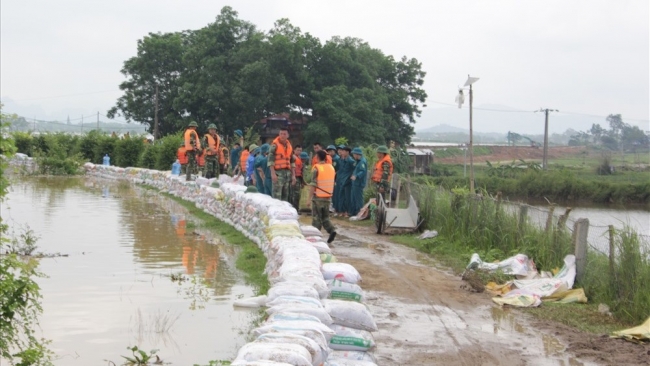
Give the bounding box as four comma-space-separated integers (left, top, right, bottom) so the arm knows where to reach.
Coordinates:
268, 140, 296, 202
310, 163, 337, 243
185, 121, 201, 181
374, 145, 392, 204
202, 124, 220, 179
291, 152, 310, 210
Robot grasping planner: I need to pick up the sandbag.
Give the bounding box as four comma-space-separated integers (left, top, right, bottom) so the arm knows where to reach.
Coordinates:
266, 296, 324, 309
327, 280, 365, 302
323, 300, 377, 332
322, 263, 362, 284
301, 225, 323, 237
234, 295, 268, 308
329, 351, 376, 362
231, 361, 293, 366
328, 324, 375, 352
267, 312, 323, 324
256, 333, 328, 366
233, 342, 312, 366
311, 241, 333, 254
267, 304, 333, 325
267, 285, 320, 302
325, 359, 377, 366
254, 321, 336, 343
321, 254, 338, 263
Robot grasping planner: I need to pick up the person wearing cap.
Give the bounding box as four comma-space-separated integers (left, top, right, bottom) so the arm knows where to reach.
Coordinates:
307, 150, 337, 244
219, 141, 230, 175
230, 142, 241, 176
268, 127, 296, 202
255, 144, 272, 195
326, 145, 340, 171
235, 144, 250, 178
183, 121, 202, 181
176, 142, 188, 175
372, 145, 393, 204
348, 147, 367, 216
335, 145, 355, 216
202, 123, 221, 179
245, 144, 259, 186
291, 145, 304, 210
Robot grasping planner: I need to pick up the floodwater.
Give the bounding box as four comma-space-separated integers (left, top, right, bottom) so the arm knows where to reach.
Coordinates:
1, 177, 256, 365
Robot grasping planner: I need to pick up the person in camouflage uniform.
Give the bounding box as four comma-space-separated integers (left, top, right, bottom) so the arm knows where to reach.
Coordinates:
291, 150, 309, 210
371, 145, 393, 205
268, 128, 296, 202
202, 124, 220, 179
307, 150, 337, 244
183, 121, 202, 181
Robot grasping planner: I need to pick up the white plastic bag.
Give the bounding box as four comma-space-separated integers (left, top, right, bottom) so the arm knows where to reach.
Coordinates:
234, 295, 268, 308
322, 263, 362, 284
323, 300, 377, 332
328, 324, 375, 352
327, 280, 365, 302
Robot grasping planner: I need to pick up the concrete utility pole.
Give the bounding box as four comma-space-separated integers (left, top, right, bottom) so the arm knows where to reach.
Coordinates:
469, 83, 474, 192
537, 108, 559, 169
153, 84, 159, 140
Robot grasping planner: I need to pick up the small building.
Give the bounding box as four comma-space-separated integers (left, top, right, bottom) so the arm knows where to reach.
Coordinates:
255, 113, 307, 147
406, 148, 434, 174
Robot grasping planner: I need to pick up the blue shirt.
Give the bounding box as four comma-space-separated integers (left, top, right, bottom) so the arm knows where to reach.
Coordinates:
352, 157, 368, 187
246, 154, 256, 181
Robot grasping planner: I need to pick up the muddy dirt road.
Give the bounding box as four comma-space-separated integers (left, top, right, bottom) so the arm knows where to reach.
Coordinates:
313, 218, 649, 366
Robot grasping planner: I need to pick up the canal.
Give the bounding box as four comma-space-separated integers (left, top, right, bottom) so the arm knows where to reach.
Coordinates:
2, 177, 256, 365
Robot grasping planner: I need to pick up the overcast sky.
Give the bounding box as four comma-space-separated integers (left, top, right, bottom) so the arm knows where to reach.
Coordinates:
1, 0, 648, 133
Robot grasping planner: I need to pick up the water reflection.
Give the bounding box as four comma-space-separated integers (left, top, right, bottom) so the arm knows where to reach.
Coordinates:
3, 177, 255, 365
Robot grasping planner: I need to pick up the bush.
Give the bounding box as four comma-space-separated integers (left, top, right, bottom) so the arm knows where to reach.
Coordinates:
114, 137, 145, 167
33, 134, 85, 175
155, 134, 183, 171
13, 132, 33, 156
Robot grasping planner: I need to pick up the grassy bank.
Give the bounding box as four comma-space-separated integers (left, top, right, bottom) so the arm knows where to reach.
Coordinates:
157, 190, 270, 295
389, 182, 650, 329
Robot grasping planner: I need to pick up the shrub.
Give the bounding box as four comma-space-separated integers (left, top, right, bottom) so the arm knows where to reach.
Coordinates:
114, 137, 145, 167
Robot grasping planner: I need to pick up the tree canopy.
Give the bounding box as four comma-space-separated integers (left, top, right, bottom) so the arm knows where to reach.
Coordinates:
108, 6, 427, 145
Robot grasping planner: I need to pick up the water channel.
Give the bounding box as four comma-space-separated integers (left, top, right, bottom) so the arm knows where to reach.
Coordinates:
2, 177, 256, 365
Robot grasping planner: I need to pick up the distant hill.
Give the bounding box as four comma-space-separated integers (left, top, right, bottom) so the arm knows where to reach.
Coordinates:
416, 124, 466, 133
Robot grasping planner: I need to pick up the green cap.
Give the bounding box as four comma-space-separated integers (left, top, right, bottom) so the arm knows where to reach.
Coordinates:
300, 152, 309, 159
351, 147, 363, 155
188, 121, 199, 127
376, 145, 389, 154
248, 143, 259, 152
208, 123, 217, 130
245, 186, 258, 193
260, 143, 270, 153
326, 145, 336, 151
234, 129, 243, 137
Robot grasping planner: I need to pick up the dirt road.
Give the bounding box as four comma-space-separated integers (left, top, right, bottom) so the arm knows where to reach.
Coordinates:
315, 218, 650, 366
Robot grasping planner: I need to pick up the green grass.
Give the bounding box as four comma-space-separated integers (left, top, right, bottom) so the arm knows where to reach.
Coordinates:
158, 191, 270, 295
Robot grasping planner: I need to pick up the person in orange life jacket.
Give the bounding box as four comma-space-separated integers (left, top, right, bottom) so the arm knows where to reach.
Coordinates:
307, 150, 337, 244
202, 124, 220, 179
177, 142, 188, 175
312, 142, 332, 166
183, 121, 202, 181
219, 142, 229, 175
291, 145, 305, 210
267, 128, 296, 202
371, 145, 393, 204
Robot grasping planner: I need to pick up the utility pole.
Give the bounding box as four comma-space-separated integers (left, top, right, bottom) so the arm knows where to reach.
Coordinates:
97, 112, 99, 131
469, 83, 474, 193
153, 84, 159, 140
537, 108, 558, 169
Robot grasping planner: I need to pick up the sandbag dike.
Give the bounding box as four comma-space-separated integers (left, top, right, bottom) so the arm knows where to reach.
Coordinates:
84, 163, 379, 366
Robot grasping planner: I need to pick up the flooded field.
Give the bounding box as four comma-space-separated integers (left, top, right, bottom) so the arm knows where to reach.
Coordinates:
2, 177, 257, 365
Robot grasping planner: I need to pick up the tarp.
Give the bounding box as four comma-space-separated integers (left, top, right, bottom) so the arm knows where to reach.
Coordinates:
611, 317, 650, 343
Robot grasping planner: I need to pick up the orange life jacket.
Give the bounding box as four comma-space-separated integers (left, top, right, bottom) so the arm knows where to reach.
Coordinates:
184, 128, 200, 151
371, 154, 393, 183
312, 154, 332, 166
295, 156, 303, 177
177, 147, 188, 164
219, 147, 228, 164
205, 133, 220, 156
313, 163, 335, 198
272, 137, 293, 170
239, 150, 250, 170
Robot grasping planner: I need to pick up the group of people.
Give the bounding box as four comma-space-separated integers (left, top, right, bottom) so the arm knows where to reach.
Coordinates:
177, 121, 394, 242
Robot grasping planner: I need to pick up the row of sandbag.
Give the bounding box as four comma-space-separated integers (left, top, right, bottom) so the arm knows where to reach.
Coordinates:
82, 165, 380, 366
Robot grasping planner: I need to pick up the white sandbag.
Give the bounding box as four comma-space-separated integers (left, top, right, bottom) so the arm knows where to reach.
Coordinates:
256, 333, 329, 366
321, 254, 337, 263
275, 274, 330, 298
267, 304, 333, 325
323, 300, 378, 332
266, 296, 324, 309
305, 236, 325, 243
270, 219, 301, 228
231, 361, 293, 366
329, 351, 376, 362
234, 295, 268, 308
267, 284, 321, 302
301, 225, 323, 237
328, 324, 375, 352
322, 263, 362, 284
325, 359, 377, 366
327, 280, 365, 302
233, 342, 312, 366
311, 241, 332, 254
267, 312, 323, 324
254, 321, 336, 342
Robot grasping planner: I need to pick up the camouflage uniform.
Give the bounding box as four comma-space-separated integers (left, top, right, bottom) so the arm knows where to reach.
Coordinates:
268, 142, 296, 202
185, 128, 200, 181
375, 160, 392, 203
202, 135, 220, 180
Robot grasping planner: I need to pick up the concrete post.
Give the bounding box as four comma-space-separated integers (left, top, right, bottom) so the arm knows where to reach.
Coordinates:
572, 218, 590, 284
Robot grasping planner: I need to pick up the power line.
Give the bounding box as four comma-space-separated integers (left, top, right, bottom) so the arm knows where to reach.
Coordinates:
7, 89, 119, 102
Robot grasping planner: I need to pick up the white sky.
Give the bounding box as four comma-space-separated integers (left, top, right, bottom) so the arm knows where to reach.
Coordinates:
1, 0, 648, 133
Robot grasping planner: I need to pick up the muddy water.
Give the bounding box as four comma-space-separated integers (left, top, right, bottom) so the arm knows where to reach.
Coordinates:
2, 177, 255, 365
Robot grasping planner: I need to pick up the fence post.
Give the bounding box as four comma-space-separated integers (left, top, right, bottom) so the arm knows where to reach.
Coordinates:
608, 225, 615, 279
572, 218, 589, 284
545, 204, 556, 233
395, 175, 402, 208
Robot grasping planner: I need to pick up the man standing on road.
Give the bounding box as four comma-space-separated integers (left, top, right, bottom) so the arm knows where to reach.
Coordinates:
291, 145, 304, 210
245, 144, 259, 187
336, 145, 355, 217
183, 121, 202, 181
202, 124, 220, 179
255, 144, 272, 195
307, 150, 337, 244
348, 147, 367, 217
268, 128, 296, 202
230, 142, 241, 176
371, 145, 393, 204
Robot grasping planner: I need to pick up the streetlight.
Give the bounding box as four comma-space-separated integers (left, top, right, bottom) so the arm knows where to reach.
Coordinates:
456, 75, 480, 193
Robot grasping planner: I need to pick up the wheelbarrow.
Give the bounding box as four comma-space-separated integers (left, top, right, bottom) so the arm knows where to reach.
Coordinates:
374, 194, 425, 234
